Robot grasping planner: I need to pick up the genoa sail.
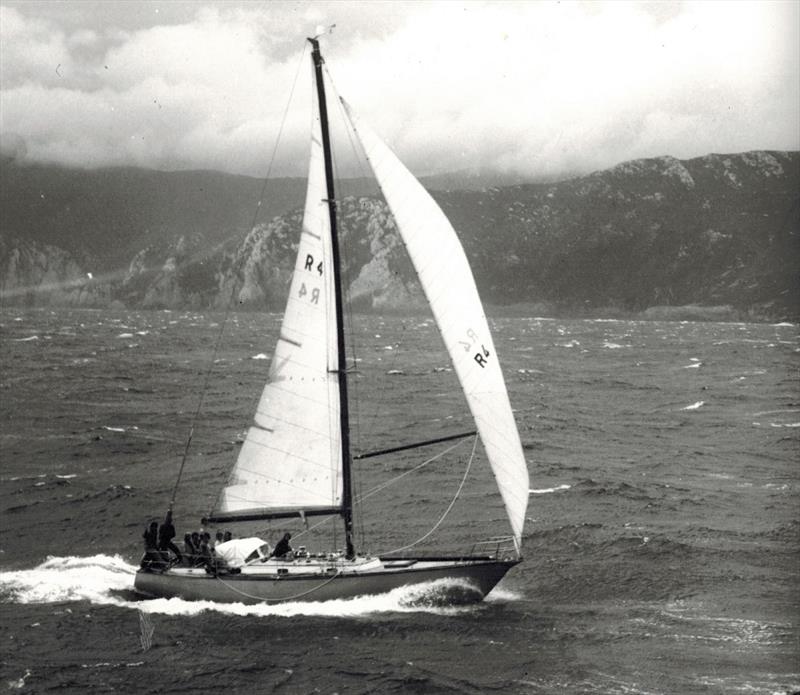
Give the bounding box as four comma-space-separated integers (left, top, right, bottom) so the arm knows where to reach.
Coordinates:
209, 81, 342, 523
341, 100, 530, 550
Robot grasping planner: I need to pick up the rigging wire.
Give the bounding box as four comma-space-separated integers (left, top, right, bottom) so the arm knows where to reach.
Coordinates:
321, 65, 420, 548
324, 67, 383, 444
170, 43, 309, 516
323, 67, 436, 463
288, 435, 473, 545
321, 64, 371, 548
378, 435, 477, 555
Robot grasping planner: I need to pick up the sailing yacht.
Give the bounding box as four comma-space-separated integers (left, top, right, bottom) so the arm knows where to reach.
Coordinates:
134, 36, 529, 605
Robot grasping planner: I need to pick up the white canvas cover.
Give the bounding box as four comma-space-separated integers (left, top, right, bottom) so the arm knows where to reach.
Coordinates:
214, 538, 270, 567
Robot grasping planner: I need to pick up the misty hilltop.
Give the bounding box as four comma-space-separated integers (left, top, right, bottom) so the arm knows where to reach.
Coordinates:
0, 150, 797, 320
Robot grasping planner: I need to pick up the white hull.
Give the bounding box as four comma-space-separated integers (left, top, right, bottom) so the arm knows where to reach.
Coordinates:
134, 556, 519, 605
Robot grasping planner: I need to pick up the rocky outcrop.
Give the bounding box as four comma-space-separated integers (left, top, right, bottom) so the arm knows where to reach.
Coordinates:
1, 150, 797, 319
0, 238, 108, 306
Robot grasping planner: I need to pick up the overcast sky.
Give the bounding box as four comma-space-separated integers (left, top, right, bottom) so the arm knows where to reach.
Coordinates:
1, 0, 798, 179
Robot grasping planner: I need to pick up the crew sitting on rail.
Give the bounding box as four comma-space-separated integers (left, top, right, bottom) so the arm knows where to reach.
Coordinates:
181, 533, 195, 566
198, 532, 212, 565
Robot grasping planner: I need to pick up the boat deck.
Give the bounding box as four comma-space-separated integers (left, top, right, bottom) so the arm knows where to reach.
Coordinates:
134, 554, 519, 604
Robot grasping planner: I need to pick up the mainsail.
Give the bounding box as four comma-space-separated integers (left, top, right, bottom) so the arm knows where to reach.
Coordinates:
209, 84, 342, 522
342, 101, 530, 549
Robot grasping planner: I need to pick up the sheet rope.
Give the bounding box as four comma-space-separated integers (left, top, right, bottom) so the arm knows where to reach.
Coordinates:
378, 435, 477, 555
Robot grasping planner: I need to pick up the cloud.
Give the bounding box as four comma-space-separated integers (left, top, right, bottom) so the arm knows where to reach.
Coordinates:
0, 1, 797, 178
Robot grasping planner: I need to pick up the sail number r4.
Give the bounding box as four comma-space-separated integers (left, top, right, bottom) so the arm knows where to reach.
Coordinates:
459, 328, 490, 368
298, 254, 324, 305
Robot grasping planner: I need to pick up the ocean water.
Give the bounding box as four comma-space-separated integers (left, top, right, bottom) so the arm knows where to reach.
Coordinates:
0, 307, 798, 694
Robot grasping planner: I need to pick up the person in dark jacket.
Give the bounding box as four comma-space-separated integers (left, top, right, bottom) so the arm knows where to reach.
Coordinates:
270, 533, 293, 559
141, 521, 165, 570
157, 510, 182, 564
143, 522, 158, 550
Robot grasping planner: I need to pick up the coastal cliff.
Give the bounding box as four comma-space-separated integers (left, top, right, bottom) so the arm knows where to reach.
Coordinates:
1, 150, 797, 319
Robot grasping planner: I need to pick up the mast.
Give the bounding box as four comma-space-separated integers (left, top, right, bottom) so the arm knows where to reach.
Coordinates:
308, 37, 356, 559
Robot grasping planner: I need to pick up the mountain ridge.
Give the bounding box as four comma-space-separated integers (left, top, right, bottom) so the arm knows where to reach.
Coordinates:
1, 150, 797, 320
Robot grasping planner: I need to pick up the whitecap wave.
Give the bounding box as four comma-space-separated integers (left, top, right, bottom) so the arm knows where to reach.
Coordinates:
484, 585, 524, 603
529, 484, 571, 494
681, 401, 705, 410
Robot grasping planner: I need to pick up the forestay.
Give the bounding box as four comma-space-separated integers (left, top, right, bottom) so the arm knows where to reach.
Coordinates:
211, 90, 343, 521
342, 100, 530, 549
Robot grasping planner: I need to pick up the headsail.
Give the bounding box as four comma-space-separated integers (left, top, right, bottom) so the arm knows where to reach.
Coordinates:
341, 101, 530, 550
208, 84, 342, 523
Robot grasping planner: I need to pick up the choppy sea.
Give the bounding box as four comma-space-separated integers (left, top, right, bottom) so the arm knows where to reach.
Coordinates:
0, 307, 797, 694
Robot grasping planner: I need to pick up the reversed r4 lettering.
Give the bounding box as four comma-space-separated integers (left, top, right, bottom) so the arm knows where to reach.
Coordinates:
474, 345, 490, 368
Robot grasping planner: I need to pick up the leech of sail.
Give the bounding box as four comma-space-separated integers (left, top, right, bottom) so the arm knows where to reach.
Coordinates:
354, 430, 477, 460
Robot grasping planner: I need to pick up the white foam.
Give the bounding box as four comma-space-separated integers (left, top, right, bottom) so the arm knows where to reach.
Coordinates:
6, 669, 31, 689
0, 555, 135, 605
681, 401, 705, 410
251, 353, 269, 360
529, 484, 571, 494
484, 586, 524, 603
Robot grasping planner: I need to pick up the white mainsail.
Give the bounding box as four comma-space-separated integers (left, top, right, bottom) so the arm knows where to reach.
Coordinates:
342, 100, 530, 549
212, 89, 342, 519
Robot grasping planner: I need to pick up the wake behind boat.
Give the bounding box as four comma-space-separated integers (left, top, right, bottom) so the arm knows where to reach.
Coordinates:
134, 34, 529, 605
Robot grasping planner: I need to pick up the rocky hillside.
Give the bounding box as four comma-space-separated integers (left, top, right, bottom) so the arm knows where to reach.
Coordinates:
1, 151, 797, 319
